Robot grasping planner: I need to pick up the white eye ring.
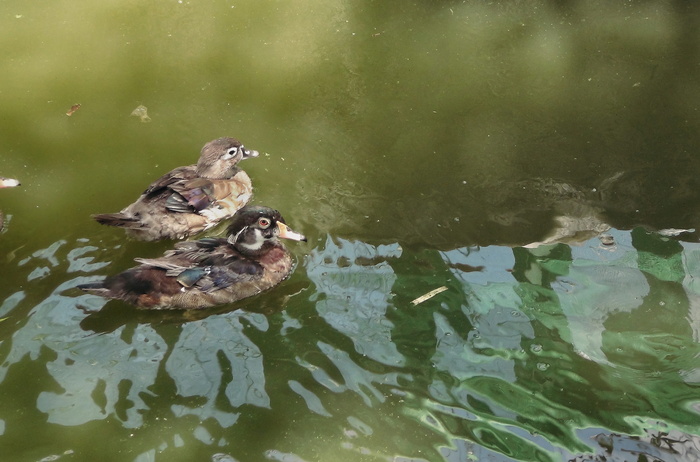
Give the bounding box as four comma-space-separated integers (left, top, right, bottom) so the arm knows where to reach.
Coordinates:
222, 147, 239, 160
258, 218, 271, 229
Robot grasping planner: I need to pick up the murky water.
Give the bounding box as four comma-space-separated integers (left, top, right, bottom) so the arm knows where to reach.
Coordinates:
2, 1, 700, 461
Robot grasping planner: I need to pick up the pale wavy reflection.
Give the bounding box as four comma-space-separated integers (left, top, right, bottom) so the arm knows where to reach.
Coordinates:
2, 277, 165, 428
168, 313, 270, 428
306, 236, 404, 366
0, 230, 699, 461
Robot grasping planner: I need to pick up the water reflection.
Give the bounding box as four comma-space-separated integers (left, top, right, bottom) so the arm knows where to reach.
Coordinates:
1, 229, 700, 460
167, 313, 270, 428
306, 236, 404, 367
430, 229, 700, 459
2, 0, 700, 459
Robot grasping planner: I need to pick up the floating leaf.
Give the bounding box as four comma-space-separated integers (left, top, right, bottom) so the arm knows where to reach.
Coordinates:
66, 103, 81, 116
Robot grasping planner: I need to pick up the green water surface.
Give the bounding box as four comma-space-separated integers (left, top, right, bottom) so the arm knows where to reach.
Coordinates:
1, 1, 700, 461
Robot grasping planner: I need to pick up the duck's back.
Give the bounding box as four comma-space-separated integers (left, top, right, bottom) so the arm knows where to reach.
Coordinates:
163, 245, 293, 309
93, 167, 253, 241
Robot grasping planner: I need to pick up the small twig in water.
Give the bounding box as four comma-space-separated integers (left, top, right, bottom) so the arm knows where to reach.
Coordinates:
411, 286, 448, 306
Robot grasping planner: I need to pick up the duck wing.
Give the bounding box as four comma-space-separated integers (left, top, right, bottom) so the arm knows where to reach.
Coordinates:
191, 263, 261, 293
141, 165, 212, 214
134, 238, 226, 270
166, 175, 248, 216
135, 239, 263, 293
166, 178, 220, 212
142, 165, 196, 198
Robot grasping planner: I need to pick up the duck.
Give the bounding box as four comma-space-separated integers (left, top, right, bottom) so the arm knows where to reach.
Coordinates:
0, 177, 20, 231
78, 205, 307, 309
92, 137, 259, 241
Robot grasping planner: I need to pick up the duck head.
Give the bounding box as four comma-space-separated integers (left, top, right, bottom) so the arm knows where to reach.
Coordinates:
227, 205, 306, 257
196, 137, 259, 179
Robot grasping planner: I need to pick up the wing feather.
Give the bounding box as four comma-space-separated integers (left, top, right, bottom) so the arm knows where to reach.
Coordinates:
134, 237, 262, 293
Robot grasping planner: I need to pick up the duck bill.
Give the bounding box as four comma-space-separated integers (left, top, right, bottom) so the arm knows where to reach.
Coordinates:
241, 147, 259, 159
0, 177, 20, 188
277, 222, 307, 242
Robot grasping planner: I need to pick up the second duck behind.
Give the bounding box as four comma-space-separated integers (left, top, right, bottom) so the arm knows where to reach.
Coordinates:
93, 137, 259, 241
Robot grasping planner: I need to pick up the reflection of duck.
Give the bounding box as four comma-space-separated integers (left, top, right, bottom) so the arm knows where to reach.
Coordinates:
79, 206, 306, 309
0, 177, 20, 231
92, 137, 259, 241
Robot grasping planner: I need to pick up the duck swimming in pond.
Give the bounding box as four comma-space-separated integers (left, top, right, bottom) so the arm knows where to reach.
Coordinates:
79, 206, 306, 309
92, 137, 259, 241
0, 177, 20, 231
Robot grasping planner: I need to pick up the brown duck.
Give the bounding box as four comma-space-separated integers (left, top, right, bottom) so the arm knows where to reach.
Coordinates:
93, 137, 259, 241
78, 205, 306, 309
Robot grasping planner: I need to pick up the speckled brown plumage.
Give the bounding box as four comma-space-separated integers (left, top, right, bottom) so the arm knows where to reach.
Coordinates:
79, 206, 306, 309
92, 137, 259, 241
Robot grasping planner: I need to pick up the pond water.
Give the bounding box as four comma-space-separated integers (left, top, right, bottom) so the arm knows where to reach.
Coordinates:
1, 1, 700, 461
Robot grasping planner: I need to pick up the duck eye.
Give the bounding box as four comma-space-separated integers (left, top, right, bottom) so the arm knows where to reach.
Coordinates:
222, 147, 239, 160
258, 218, 270, 228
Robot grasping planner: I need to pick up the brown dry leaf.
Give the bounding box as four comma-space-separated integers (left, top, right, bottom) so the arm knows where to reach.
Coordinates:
66, 103, 81, 116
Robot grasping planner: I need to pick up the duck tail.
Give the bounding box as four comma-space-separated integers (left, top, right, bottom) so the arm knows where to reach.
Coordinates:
77, 270, 163, 307
92, 213, 141, 228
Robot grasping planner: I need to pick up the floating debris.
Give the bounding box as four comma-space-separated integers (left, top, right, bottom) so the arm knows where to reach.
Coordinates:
0, 177, 20, 188
448, 262, 484, 273
66, 103, 81, 116
130, 104, 152, 123
0, 178, 20, 232
598, 233, 615, 246
411, 286, 448, 306
657, 228, 695, 237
